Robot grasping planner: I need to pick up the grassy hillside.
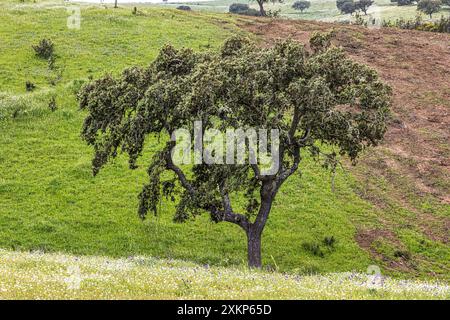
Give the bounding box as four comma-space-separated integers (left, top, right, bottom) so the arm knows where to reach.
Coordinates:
0, 1, 448, 282
1, 249, 448, 299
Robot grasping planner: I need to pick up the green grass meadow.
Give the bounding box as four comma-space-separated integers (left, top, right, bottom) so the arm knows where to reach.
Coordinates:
0, 0, 449, 298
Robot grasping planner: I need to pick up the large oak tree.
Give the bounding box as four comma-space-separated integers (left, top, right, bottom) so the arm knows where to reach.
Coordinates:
79, 33, 391, 268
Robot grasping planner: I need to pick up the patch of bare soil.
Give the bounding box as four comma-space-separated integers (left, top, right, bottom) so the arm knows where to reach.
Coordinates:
355, 229, 414, 272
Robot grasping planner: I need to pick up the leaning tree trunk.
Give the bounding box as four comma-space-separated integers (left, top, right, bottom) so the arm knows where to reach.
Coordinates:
257, 1, 266, 17
247, 226, 262, 268
245, 188, 273, 268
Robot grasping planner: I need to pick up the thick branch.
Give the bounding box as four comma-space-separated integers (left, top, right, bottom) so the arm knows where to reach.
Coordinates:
165, 144, 250, 231
165, 151, 196, 196
214, 208, 250, 232
219, 181, 233, 213
276, 145, 301, 187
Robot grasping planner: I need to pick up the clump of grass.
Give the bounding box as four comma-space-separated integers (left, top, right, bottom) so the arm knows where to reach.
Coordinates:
0, 91, 53, 120
323, 236, 336, 248
394, 250, 411, 260
48, 96, 57, 112
25, 81, 35, 92
302, 241, 324, 258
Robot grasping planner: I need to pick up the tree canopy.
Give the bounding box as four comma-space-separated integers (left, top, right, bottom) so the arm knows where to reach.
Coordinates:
292, 0, 311, 12
417, 0, 442, 18
79, 34, 391, 268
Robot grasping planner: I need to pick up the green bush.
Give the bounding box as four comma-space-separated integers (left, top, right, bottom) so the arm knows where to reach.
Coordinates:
32, 38, 54, 60
383, 15, 450, 33
176, 5, 191, 11
292, 0, 311, 12
229, 3, 261, 16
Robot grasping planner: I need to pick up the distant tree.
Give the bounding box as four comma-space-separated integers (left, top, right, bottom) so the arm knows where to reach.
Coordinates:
253, 0, 283, 16
417, 0, 442, 18
356, 0, 374, 14
337, 0, 350, 10
341, 1, 357, 14
292, 0, 311, 12
442, 0, 450, 4
177, 5, 191, 11
79, 34, 391, 268
397, 0, 414, 5
229, 3, 261, 16
230, 3, 251, 13
337, 0, 357, 14
114, 0, 118, 9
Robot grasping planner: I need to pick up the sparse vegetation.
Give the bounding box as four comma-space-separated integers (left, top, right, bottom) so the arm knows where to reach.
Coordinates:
383, 15, 450, 33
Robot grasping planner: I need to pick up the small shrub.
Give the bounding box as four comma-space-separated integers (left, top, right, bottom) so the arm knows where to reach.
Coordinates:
309, 31, 334, 53
32, 38, 54, 60
394, 250, 411, 260
323, 236, 336, 247
397, 0, 414, 5
302, 242, 324, 257
25, 81, 36, 92
229, 3, 249, 13
229, 3, 261, 16
382, 15, 450, 33
48, 55, 56, 70
292, 0, 311, 12
48, 96, 57, 112
176, 5, 191, 11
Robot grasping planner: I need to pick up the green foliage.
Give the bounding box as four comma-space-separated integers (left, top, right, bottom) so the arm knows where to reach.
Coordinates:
383, 14, 450, 33
32, 38, 54, 60
0, 2, 446, 279
397, 0, 415, 6
79, 33, 391, 267
323, 236, 336, 247
417, 0, 442, 17
337, 0, 357, 14
176, 5, 192, 11
337, 0, 373, 15
48, 96, 57, 112
229, 3, 261, 16
356, 0, 374, 14
302, 241, 325, 257
292, 1, 311, 12
25, 81, 36, 92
